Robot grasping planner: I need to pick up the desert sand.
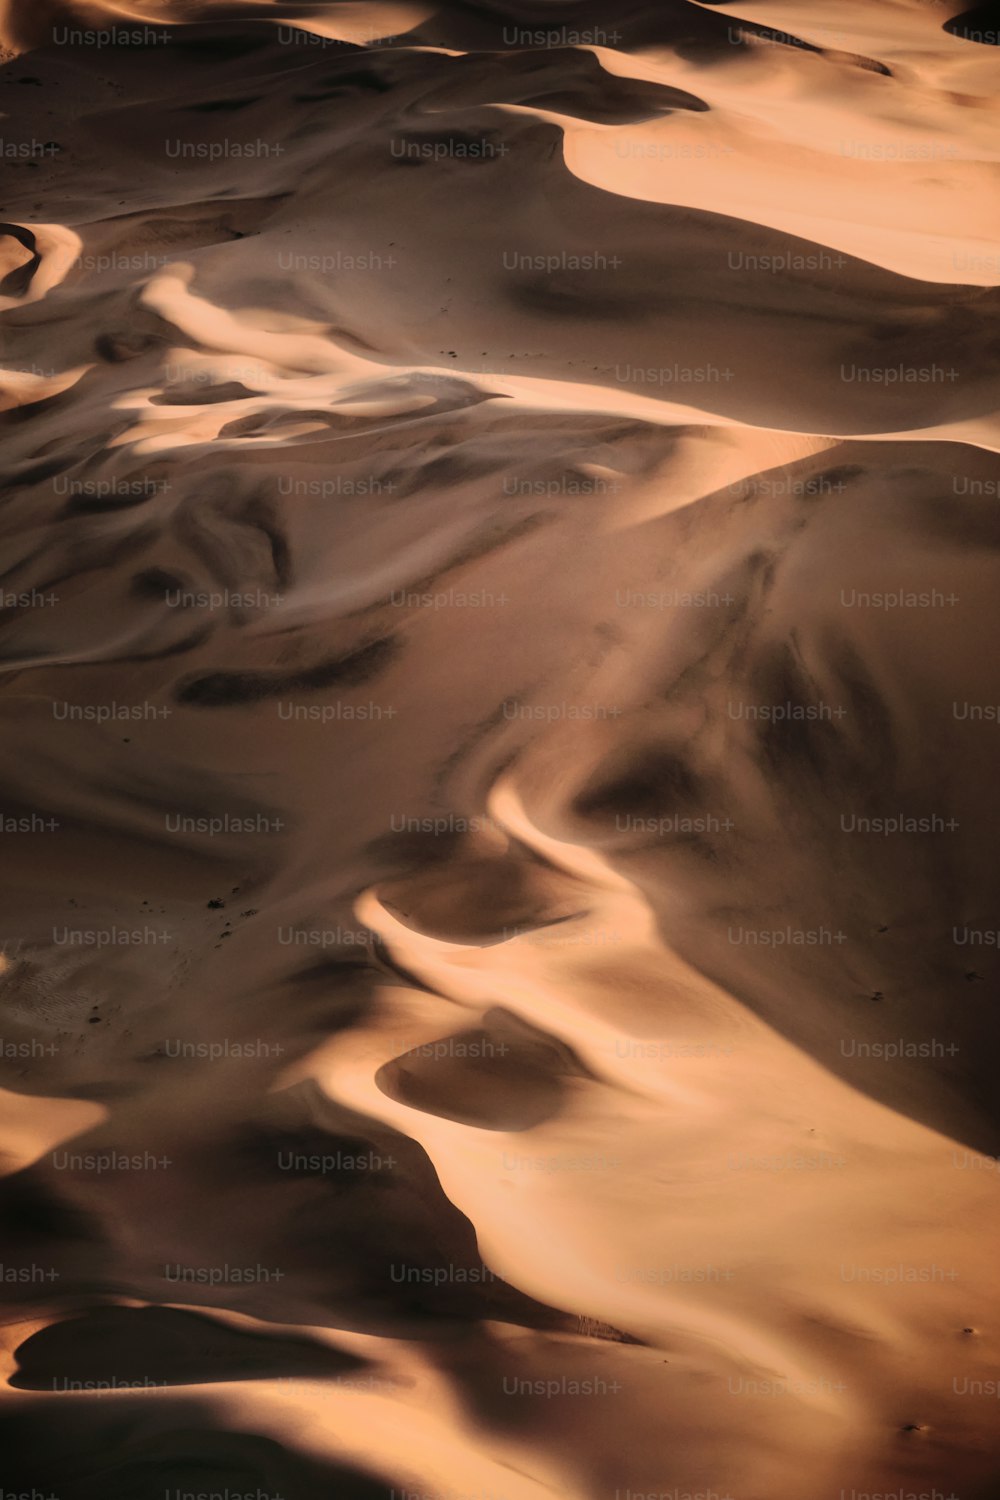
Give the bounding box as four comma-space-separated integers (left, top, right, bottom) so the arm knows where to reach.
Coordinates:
1, 1, 1000, 1497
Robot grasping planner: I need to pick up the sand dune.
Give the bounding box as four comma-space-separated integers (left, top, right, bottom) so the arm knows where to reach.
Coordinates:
2, 1, 1000, 1497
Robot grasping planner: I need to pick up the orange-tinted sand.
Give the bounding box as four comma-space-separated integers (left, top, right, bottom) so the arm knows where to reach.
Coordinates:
1, 2, 1000, 1497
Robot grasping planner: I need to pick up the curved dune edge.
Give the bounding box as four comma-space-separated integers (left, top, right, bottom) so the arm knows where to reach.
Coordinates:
1, 2, 1000, 1498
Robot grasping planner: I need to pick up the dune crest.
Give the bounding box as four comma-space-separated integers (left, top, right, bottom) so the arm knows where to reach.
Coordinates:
2, 2, 1000, 1497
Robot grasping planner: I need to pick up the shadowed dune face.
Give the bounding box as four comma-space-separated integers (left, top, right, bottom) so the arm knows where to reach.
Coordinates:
2, 2, 1000, 1499
0, 1399, 398, 1500
8, 1305, 373, 1387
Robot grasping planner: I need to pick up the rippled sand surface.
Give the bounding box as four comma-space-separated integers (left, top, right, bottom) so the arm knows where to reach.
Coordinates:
2, 2, 1000, 1496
